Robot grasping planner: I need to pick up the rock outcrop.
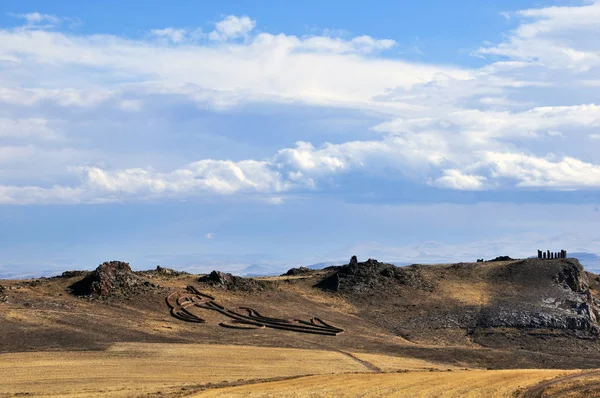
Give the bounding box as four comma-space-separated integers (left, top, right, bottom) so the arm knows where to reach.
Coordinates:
141, 265, 188, 277
282, 266, 313, 276
70, 261, 161, 297
316, 257, 433, 294
198, 270, 272, 292
59, 270, 87, 278
487, 256, 514, 262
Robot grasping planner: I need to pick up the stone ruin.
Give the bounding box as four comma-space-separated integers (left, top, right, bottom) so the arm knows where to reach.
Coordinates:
538, 249, 567, 260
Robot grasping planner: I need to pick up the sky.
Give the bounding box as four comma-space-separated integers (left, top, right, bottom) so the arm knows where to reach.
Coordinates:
1, 0, 600, 277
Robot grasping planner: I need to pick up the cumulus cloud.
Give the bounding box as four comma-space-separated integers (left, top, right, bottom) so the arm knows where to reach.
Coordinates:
433, 170, 486, 190
477, 1, 600, 71
209, 15, 256, 41
2, 3, 600, 204
483, 152, 600, 189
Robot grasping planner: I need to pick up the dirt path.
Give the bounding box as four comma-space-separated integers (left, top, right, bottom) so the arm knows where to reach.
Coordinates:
294, 337, 383, 373
335, 349, 383, 372
519, 369, 600, 397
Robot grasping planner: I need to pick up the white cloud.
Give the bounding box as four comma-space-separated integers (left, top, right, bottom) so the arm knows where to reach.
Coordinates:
151, 28, 187, 43
483, 152, 600, 188
1, 4, 600, 204
209, 15, 256, 41
477, 1, 600, 71
9, 12, 61, 27
433, 170, 486, 190
299, 35, 396, 54
205, 232, 214, 239
0, 21, 468, 111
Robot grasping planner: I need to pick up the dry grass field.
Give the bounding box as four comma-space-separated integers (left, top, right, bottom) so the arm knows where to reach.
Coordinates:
2, 342, 599, 397
0, 343, 362, 397
0, 342, 460, 397
191, 370, 585, 398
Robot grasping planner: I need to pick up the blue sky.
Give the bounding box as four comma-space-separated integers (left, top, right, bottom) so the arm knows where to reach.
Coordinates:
1, 1, 600, 277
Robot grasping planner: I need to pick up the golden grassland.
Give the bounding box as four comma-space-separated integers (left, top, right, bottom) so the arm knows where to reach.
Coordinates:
191, 369, 581, 398
1, 342, 596, 398
0, 342, 423, 397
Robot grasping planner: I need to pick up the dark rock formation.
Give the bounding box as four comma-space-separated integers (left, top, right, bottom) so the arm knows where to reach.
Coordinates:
59, 270, 87, 278
69, 261, 161, 297
487, 256, 514, 262
349, 255, 358, 267
198, 270, 272, 292
315, 258, 434, 294
283, 266, 313, 276
141, 265, 188, 277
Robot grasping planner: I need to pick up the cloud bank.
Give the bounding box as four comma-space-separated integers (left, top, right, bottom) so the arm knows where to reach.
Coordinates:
1, 3, 600, 204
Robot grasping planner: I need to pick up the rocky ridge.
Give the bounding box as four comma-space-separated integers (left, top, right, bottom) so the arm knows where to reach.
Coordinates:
315, 257, 433, 294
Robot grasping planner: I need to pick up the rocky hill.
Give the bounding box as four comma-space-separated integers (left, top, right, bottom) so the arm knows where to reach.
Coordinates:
70, 261, 163, 297
2, 257, 600, 370
312, 257, 600, 349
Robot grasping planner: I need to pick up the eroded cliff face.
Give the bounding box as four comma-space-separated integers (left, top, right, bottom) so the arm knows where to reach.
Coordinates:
477, 259, 600, 335
315, 257, 600, 338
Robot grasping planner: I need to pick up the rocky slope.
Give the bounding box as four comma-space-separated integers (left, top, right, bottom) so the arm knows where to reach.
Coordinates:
314, 257, 600, 340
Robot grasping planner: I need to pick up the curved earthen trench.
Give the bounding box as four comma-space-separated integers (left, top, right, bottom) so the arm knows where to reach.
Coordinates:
166, 286, 344, 336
